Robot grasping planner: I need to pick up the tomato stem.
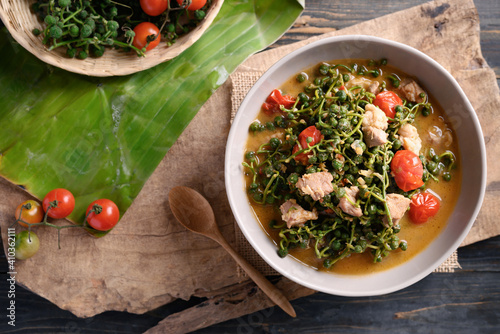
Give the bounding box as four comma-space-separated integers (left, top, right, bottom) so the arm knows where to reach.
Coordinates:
92, 204, 103, 215
11, 200, 103, 250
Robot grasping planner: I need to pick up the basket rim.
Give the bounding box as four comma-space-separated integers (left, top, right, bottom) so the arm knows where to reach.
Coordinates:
0, 0, 224, 77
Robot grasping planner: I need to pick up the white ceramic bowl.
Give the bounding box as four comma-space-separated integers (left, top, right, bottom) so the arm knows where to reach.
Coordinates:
225, 35, 486, 296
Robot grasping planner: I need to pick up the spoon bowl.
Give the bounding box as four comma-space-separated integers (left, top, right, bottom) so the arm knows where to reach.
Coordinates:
168, 186, 219, 237
168, 186, 296, 317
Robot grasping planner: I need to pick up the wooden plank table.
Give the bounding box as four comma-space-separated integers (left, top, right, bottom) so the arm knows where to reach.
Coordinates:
1, 0, 499, 332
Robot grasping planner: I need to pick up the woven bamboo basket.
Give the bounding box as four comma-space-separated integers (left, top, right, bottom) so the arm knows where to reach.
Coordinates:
0, 0, 224, 77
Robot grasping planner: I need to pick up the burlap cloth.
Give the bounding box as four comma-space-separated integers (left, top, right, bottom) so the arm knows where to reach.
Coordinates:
230, 0, 500, 276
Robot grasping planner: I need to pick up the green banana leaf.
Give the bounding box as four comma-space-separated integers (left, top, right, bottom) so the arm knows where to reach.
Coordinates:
0, 0, 304, 236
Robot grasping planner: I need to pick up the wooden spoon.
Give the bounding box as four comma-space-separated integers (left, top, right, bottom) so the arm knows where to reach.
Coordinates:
168, 186, 296, 317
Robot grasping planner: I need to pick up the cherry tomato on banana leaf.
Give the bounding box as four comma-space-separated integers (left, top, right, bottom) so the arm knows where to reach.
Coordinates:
390, 150, 424, 192
42, 188, 75, 219
140, 0, 169, 16
177, 0, 207, 11
262, 89, 296, 115
133, 22, 161, 52
86, 199, 120, 231
409, 192, 440, 224
15, 230, 40, 260
293, 126, 322, 165
373, 91, 403, 119
15, 200, 44, 227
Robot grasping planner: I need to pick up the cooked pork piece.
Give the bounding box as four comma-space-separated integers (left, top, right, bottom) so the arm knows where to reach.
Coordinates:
362, 103, 388, 147
383, 193, 411, 226
338, 186, 363, 217
367, 81, 380, 94
398, 123, 422, 155
296, 171, 334, 201
427, 125, 453, 147
398, 78, 425, 103
280, 199, 318, 228
346, 77, 380, 94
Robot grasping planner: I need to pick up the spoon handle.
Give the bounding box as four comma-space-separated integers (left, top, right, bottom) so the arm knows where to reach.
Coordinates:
215, 236, 296, 317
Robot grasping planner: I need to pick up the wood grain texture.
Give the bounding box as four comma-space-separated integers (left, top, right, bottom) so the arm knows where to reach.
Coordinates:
1, 236, 498, 333
144, 278, 312, 334
0, 0, 499, 333
276, 0, 500, 86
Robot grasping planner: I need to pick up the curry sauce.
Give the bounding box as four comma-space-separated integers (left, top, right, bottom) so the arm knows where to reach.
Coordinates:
243, 59, 461, 275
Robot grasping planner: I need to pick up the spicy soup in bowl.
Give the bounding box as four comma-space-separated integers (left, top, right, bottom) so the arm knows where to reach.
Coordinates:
225, 36, 485, 296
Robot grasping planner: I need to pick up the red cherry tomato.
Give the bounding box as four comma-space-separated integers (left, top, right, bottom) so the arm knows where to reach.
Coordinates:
42, 188, 75, 219
293, 126, 322, 164
261, 89, 296, 115
390, 150, 424, 192
133, 22, 161, 51
140, 0, 168, 16
373, 91, 402, 119
177, 0, 207, 11
298, 125, 322, 149
409, 192, 440, 224
86, 199, 120, 231
15, 200, 44, 227
292, 145, 309, 165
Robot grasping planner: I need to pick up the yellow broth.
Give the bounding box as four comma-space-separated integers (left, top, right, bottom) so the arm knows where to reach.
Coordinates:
244, 59, 461, 275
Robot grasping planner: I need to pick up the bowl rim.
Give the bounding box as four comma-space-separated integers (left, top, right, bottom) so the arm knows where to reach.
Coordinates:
225, 34, 487, 296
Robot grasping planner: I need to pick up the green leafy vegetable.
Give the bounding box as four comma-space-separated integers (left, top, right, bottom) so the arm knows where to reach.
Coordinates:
243, 59, 457, 267
32, 0, 214, 57
0, 0, 304, 236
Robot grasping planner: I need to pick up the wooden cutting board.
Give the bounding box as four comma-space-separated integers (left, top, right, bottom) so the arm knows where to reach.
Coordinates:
1, 1, 499, 333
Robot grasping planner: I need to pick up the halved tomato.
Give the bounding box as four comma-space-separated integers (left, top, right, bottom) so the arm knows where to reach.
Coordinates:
262, 89, 296, 115
293, 126, 322, 164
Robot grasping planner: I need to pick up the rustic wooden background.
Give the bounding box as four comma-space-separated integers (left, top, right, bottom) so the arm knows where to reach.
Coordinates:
1, 0, 499, 333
